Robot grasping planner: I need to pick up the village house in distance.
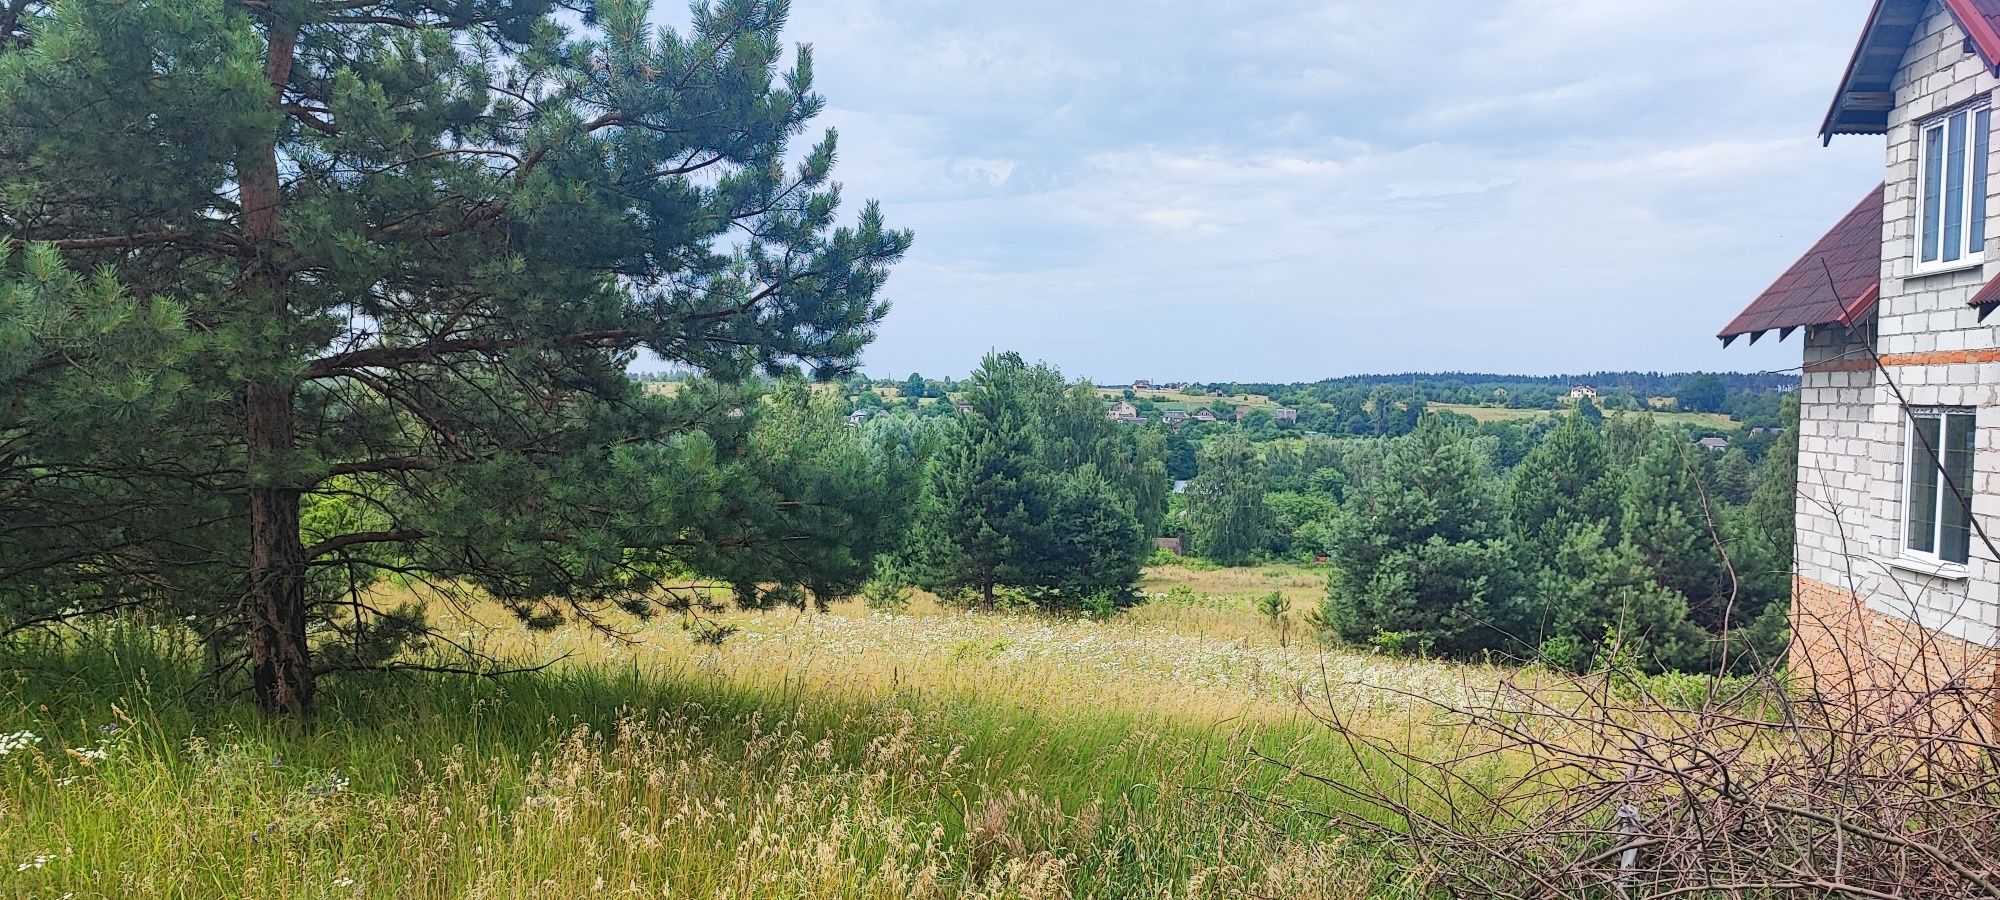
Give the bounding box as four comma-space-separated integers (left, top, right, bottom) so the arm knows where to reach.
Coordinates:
1722, 0, 2000, 696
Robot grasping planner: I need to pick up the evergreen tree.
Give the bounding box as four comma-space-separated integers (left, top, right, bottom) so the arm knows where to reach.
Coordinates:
1322, 416, 1526, 657
1722, 395, 1800, 667
1711, 446, 1754, 506
1185, 433, 1268, 566
1507, 412, 1620, 559
1530, 522, 1706, 673
1038, 467, 1143, 606
909, 353, 1159, 608
0, 0, 910, 714
1620, 436, 1731, 630
910, 355, 1048, 607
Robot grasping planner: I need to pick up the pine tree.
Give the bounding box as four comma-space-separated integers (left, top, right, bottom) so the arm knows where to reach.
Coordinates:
1508, 412, 1620, 559
1530, 522, 1706, 673
1620, 436, 1731, 631
0, 0, 910, 714
1185, 433, 1269, 566
909, 353, 1160, 608
1323, 416, 1526, 657
910, 354, 1047, 607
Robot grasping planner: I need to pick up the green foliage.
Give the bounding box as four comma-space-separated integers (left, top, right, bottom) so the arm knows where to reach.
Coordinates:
1675, 374, 1728, 413
1184, 434, 1270, 566
1620, 435, 1731, 630
1526, 523, 1706, 673
1507, 412, 1621, 559
1323, 417, 1527, 659
909, 353, 1162, 610
0, 0, 911, 712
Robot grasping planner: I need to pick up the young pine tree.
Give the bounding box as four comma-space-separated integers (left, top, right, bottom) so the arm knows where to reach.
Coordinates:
1323, 416, 1527, 658
1507, 411, 1620, 560
1620, 436, 1732, 632
910, 354, 1048, 607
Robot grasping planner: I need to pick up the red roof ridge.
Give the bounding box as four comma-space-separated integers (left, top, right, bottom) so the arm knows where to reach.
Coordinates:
1950, 0, 2000, 68
1719, 184, 1884, 345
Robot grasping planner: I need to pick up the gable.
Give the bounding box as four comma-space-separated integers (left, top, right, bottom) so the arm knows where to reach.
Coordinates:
1823, 0, 2000, 141
1718, 185, 1883, 345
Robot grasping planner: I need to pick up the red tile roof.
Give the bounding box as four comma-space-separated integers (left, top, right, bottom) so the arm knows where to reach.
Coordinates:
1969, 271, 2000, 307
1824, 0, 2000, 141
1719, 185, 1883, 345
1952, 0, 2000, 65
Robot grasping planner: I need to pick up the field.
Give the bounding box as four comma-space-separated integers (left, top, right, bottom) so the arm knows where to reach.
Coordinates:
1430, 402, 1737, 429
0, 564, 1507, 899
1095, 388, 1281, 413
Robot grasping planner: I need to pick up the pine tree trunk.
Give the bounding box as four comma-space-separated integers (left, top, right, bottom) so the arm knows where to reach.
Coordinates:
247, 385, 310, 714
242, 18, 310, 716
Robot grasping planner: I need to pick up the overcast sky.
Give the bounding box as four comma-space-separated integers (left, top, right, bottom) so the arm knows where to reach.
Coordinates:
659, 0, 1886, 382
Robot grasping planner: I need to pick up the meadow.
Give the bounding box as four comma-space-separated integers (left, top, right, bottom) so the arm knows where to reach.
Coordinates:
1429, 402, 1737, 429
0, 565, 1510, 899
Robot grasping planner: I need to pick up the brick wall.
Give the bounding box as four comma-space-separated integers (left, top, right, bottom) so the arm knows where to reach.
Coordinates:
1795, 575, 1997, 726
1797, 0, 2000, 656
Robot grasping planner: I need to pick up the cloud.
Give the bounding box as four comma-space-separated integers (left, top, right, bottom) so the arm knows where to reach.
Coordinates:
650, 0, 1884, 380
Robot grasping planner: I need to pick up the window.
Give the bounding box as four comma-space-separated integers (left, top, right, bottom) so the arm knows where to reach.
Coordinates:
1916, 104, 1991, 272
1903, 409, 1977, 566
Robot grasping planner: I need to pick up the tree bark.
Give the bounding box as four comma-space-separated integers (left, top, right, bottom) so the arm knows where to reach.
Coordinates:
241, 17, 310, 716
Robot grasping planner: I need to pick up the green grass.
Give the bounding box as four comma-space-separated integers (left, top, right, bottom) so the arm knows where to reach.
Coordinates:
1431, 402, 1738, 429
0, 621, 1458, 899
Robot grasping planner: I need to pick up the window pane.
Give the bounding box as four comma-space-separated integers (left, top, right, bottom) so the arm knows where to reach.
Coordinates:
1925, 125, 1946, 263
1908, 414, 1942, 554
1941, 412, 1977, 564
1975, 109, 1991, 255
1946, 112, 1967, 262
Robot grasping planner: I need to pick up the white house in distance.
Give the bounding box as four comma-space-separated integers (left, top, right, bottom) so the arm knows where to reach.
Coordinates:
1721, 0, 2000, 696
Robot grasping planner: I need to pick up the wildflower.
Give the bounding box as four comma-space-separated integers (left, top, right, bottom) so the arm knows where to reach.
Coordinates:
16, 853, 51, 871
307, 772, 351, 796
0, 731, 40, 755
71, 746, 108, 761
98, 723, 121, 736
332, 876, 356, 887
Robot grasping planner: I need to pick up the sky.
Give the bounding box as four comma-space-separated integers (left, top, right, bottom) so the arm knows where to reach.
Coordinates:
657, 0, 1887, 382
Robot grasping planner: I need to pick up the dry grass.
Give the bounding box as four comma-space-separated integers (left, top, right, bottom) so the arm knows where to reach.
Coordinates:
0, 567, 1512, 898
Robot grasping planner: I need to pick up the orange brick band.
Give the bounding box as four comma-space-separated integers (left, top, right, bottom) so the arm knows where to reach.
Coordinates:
1880, 348, 2000, 366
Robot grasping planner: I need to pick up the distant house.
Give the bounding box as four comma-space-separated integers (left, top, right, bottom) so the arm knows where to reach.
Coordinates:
1154, 536, 1184, 556
1273, 407, 1299, 424
1172, 479, 1189, 494
1567, 385, 1599, 400
846, 409, 874, 427
1191, 409, 1219, 423
1132, 379, 1152, 390
1107, 400, 1144, 423
1696, 436, 1730, 451
1161, 410, 1190, 426
1234, 406, 1254, 422
953, 402, 973, 415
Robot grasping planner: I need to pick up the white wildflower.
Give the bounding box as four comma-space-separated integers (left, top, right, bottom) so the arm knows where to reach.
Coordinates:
0, 731, 40, 755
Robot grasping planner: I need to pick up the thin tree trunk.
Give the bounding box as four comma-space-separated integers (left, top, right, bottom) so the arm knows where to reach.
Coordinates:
241, 17, 309, 716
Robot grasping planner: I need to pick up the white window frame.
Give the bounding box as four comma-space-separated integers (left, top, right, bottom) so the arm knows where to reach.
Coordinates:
1900, 407, 1978, 570
1914, 102, 1992, 276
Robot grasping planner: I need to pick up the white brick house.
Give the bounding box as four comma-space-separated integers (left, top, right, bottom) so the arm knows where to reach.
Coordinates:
1722, 0, 2000, 688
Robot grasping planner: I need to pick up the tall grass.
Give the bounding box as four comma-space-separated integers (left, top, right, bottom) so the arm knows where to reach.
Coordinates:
0, 614, 1459, 899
